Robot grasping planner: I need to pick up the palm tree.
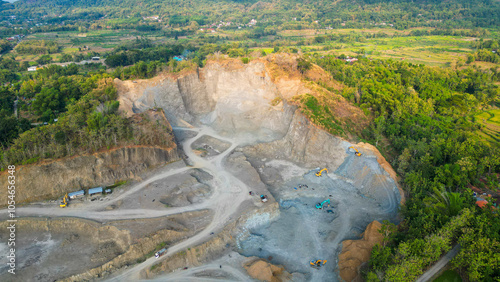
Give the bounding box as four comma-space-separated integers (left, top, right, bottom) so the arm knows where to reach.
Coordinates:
424, 186, 465, 217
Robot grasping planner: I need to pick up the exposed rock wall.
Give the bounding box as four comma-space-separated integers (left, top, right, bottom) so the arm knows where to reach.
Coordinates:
338, 220, 384, 282
356, 142, 405, 205
117, 60, 295, 143
117, 59, 350, 170
0, 146, 179, 207
244, 108, 349, 171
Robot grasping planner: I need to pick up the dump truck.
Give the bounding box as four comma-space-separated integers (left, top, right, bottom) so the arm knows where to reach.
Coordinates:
155, 248, 167, 259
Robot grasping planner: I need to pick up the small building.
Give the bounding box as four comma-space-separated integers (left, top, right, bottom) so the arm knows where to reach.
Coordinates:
173, 56, 184, 61
68, 190, 85, 199
27, 66, 37, 72
105, 189, 112, 194
88, 187, 103, 196
91, 57, 100, 61
476, 199, 488, 208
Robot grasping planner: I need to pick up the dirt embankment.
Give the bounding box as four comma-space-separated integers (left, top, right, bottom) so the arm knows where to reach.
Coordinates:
0, 146, 178, 207
243, 258, 292, 282
144, 203, 280, 279
59, 210, 212, 282
0, 111, 179, 207
338, 220, 384, 282
0, 211, 212, 282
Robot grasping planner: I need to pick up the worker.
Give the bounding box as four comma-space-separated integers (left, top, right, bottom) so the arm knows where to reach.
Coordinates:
220, 265, 222, 269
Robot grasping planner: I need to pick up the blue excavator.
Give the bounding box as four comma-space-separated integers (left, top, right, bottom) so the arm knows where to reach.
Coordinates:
316, 199, 330, 209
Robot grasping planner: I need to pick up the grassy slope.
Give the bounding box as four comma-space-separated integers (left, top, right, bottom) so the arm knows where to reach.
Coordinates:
474, 109, 500, 144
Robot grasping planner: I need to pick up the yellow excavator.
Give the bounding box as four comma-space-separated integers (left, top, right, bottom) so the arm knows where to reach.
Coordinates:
315, 168, 328, 177
60, 193, 69, 208
348, 146, 362, 157
310, 260, 327, 268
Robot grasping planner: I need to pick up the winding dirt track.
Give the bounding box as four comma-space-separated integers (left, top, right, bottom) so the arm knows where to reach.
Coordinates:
2, 126, 254, 281
105, 126, 253, 281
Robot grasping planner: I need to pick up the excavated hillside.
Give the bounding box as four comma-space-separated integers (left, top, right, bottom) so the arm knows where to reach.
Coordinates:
112, 55, 403, 281
0, 54, 401, 282
0, 211, 212, 282
0, 109, 179, 207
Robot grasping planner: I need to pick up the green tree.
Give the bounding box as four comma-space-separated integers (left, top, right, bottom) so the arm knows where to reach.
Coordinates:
297, 58, 312, 74
32, 87, 63, 117
423, 187, 466, 217
36, 54, 53, 65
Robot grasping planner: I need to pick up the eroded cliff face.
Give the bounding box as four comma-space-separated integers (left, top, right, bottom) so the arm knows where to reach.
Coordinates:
0, 211, 211, 282
338, 220, 384, 282
117, 60, 295, 144
0, 108, 179, 207
18, 56, 401, 282
0, 146, 179, 206
116, 57, 361, 171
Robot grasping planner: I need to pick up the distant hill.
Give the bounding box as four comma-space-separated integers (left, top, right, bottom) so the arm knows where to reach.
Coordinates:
2, 0, 499, 30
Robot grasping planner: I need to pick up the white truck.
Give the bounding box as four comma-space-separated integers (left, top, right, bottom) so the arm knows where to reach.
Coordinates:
260, 195, 268, 203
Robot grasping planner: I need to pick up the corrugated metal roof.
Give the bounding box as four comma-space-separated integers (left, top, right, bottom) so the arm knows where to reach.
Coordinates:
88, 187, 103, 194
68, 190, 85, 197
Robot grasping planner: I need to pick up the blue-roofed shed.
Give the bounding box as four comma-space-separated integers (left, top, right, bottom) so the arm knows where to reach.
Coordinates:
68, 190, 85, 199
88, 187, 103, 196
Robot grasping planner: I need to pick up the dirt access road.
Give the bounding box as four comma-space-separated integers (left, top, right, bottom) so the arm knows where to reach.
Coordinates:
105, 126, 253, 281
1, 125, 255, 281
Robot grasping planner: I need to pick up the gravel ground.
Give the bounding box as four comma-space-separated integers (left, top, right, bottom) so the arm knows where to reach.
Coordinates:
239, 156, 400, 281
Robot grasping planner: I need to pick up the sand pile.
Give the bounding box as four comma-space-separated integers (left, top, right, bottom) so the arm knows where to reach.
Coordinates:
338, 220, 384, 281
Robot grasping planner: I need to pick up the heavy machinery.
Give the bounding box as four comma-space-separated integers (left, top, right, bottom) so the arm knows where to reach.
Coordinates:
59, 193, 69, 208
316, 199, 330, 209
310, 260, 327, 268
315, 168, 328, 177
155, 248, 167, 259
348, 146, 362, 157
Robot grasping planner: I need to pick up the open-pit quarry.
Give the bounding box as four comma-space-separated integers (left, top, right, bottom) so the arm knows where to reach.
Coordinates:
0, 55, 402, 282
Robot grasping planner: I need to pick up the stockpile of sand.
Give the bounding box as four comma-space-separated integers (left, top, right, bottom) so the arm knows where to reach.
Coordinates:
338, 220, 384, 282
243, 258, 292, 282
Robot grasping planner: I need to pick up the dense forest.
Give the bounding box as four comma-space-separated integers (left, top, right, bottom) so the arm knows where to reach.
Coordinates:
0, 64, 174, 169
1, 0, 500, 33
15, 40, 60, 55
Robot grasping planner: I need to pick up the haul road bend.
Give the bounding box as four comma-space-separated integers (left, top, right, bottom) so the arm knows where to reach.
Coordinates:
2, 125, 254, 281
